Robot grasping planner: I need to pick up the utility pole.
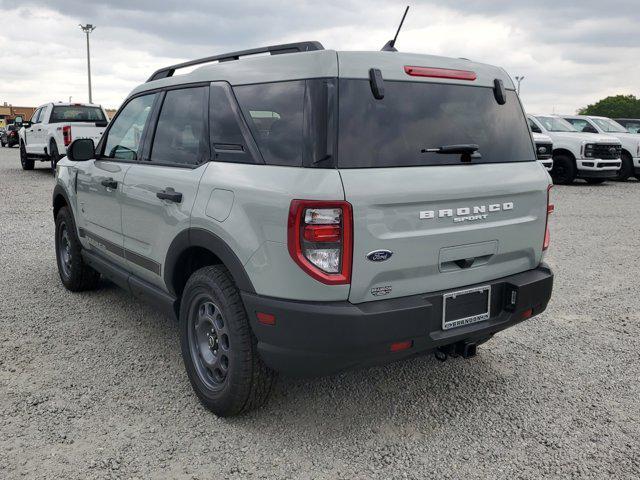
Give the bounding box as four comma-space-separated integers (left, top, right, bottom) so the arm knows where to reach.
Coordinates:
514, 76, 525, 95
79, 24, 96, 103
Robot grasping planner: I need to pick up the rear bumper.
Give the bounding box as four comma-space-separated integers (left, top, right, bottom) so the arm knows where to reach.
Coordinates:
242, 264, 554, 376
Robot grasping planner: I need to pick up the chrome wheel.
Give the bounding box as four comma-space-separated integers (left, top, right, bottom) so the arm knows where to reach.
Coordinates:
189, 298, 230, 390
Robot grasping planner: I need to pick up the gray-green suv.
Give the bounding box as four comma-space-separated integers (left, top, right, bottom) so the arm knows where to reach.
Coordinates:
52, 42, 554, 416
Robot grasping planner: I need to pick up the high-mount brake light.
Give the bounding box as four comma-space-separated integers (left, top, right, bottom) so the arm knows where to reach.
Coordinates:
288, 200, 353, 285
404, 66, 477, 81
543, 185, 554, 251
62, 125, 72, 147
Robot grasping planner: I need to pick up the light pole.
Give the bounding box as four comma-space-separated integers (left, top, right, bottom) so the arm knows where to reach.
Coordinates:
514, 75, 525, 95
79, 24, 96, 103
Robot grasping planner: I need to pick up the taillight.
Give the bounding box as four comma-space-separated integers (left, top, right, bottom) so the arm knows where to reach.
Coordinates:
543, 185, 554, 251
404, 65, 477, 81
287, 200, 353, 285
62, 126, 72, 146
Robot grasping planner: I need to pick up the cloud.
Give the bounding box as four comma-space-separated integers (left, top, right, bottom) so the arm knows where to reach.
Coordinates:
0, 0, 638, 115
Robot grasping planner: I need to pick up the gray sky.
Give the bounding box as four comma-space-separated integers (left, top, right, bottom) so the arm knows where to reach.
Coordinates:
1, 0, 639, 114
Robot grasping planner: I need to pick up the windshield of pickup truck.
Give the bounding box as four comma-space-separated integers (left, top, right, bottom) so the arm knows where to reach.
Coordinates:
535, 116, 577, 132
591, 117, 628, 133
337, 80, 535, 168
51, 106, 106, 123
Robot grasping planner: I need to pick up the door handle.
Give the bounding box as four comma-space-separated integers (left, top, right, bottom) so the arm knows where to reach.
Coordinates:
156, 187, 183, 203
101, 178, 118, 189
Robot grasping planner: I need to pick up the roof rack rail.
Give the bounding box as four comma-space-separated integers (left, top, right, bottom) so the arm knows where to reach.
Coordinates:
146, 41, 324, 82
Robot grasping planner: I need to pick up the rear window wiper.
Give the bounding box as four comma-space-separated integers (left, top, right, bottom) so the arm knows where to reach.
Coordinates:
421, 144, 481, 162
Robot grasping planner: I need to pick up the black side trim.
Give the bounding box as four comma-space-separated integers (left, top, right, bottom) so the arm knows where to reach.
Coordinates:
52, 184, 71, 217
164, 228, 255, 296
79, 228, 161, 275
82, 249, 177, 321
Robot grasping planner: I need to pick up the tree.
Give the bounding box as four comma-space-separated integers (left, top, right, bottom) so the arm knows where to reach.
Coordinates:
578, 95, 640, 118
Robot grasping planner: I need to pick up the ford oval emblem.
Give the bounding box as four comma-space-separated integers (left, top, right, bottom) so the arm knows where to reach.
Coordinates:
366, 250, 393, 262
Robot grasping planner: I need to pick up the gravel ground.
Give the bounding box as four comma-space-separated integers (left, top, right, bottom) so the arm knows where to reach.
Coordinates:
1, 146, 639, 480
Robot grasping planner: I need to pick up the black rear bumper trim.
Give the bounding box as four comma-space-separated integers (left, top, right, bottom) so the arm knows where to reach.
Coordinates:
242, 264, 554, 376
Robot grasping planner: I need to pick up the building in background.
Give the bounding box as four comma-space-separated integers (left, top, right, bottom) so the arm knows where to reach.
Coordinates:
0, 103, 37, 127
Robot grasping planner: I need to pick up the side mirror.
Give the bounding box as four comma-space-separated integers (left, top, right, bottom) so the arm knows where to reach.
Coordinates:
67, 138, 96, 162
21, 121, 32, 129
583, 126, 597, 134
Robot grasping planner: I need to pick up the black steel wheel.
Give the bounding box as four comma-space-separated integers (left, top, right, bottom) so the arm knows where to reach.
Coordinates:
55, 206, 100, 291
180, 265, 276, 416
615, 152, 633, 181
189, 299, 231, 390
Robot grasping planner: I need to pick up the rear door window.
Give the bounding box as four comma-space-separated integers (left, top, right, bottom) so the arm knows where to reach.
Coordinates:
150, 86, 209, 166
209, 82, 261, 164
337, 80, 535, 168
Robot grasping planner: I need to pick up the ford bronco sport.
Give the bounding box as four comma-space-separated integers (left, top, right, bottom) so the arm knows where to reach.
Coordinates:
53, 41, 554, 416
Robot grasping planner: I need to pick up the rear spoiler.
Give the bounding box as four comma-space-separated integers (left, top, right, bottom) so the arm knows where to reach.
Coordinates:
147, 41, 324, 83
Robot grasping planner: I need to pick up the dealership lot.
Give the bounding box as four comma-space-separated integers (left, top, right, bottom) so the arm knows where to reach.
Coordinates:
0, 147, 638, 479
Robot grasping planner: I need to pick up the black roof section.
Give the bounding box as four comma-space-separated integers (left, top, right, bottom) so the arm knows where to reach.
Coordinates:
147, 41, 324, 82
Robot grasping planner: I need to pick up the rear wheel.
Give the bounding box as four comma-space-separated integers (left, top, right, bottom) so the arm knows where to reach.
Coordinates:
1, 139, 6, 147
20, 143, 34, 170
180, 265, 276, 416
49, 141, 60, 171
550, 154, 576, 185
55, 206, 101, 291
615, 152, 633, 181
585, 178, 606, 185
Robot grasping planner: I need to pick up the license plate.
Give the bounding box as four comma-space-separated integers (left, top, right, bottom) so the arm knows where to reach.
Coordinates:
442, 285, 491, 330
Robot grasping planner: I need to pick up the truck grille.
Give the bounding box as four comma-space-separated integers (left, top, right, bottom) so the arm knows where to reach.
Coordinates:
593, 144, 621, 160
535, 142, 553, 160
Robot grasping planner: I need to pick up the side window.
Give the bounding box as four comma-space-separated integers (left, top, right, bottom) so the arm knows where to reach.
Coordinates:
528, 118, 542, 134
566, 119, 591, 133
150, 87, 209, 166
31, 108, 41, 124
234, 81, 305, 167
209, 83, 260, 164
103, 94, 157, 160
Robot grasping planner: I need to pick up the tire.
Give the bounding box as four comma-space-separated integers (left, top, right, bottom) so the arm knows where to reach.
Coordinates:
615, 152, 633, 182
1, 140, 5, 147
20, 143, 34, 170
550, 154, 576, 185
55, 206, 101, 292
585, 178, 606, 185
180, 265, 276, 417
49, 141, 60, 171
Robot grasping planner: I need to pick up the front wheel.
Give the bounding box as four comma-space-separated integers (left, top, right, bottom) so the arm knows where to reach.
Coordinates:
20, 143, 34, 170
180, 265, 276, 417
615, 153, 633, 181
550, 154, 576, 185
55, 207, 101, 291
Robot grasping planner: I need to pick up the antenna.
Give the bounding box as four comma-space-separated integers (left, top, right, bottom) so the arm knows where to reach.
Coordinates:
382, 6, 410, 52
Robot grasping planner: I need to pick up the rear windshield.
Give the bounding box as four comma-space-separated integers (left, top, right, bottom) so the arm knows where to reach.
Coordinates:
51, 106, 106, 123
338, 80, 534, 168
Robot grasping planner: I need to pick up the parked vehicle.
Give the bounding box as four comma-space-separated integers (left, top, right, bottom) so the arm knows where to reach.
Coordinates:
562, 115, 640, 181
1, 124, 20, 147
614, 118, 640, 134
528, 115, 621, 184
16, 102, 108, 171
53, 41, 554, 416
532, 131, 553, 171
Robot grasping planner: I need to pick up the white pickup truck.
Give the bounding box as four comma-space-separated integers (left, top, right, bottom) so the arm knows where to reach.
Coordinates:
562, 115, 640, 182
16, 102, 108, 171
528, 114, 621, 185
531, 131, 553, 171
